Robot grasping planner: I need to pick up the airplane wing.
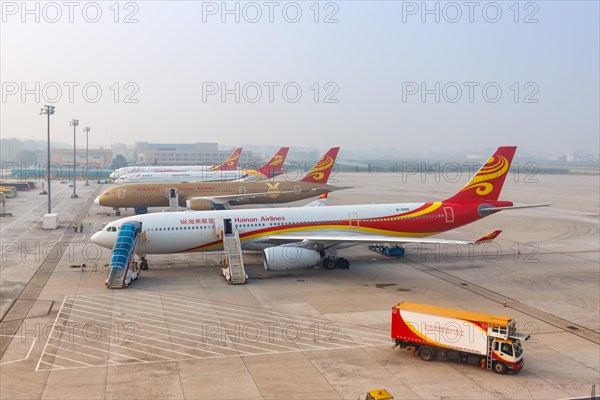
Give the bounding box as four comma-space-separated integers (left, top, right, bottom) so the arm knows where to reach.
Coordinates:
260, 230, 502, 250
184, 191, 299, 210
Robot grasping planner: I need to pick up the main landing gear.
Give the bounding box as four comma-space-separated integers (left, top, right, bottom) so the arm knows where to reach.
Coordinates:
321, 256, 350, 270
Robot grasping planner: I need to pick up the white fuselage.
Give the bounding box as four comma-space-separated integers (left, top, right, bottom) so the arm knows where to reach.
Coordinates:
110, 166, 214, 180
91, 201, 461, 254
114, 170, 247, 184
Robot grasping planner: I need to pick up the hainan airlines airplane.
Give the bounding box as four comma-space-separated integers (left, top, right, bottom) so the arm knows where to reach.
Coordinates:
114, 147, 289, 184
109, 148, 243, 180
92, 147, 547, 270
96, 147, 342, 214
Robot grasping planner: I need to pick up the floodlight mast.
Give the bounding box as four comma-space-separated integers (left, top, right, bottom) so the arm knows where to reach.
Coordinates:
69, 119, 79, 198
83, 126, 91, 185
40, 105, 55, 213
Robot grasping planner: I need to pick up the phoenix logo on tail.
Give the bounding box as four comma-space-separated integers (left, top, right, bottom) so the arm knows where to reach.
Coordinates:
447, 146, 516, 203
251, 147, 289, 179
301, 147, 340, 184
209, 148, 243, 171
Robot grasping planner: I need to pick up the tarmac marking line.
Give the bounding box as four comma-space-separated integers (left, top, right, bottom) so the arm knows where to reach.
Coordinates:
88, 293, 386, 348
1, 186, 103, 361
114, 291, 390, 342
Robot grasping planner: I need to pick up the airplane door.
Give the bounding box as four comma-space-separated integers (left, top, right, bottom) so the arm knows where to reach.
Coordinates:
118, 189, 126, 198
224, 218, 233, 235
214, 219, 224, 239
294, 185, 301, 194
348, 212, 360, 229
239, 186, 246, 195
444, 207, 454, 223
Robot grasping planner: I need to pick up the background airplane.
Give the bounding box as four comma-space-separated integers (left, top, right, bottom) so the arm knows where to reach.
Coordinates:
113, 147, 289, 184
109, 147, 243, 180
93, 146, 548, 270
96, 147, 342, 215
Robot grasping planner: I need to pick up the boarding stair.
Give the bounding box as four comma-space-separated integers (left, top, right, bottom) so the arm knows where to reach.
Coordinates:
106, 221, 142, 288
222, 230, 247, 284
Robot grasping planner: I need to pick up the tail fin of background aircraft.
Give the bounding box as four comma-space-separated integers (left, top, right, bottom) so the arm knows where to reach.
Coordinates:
253, 147, 289, 178
445, 146, 517, 203
210, 148, 243, 171
300, 147, 340, 184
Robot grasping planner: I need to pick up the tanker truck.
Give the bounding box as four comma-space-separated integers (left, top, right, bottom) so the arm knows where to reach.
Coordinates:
391, 302, 530, 374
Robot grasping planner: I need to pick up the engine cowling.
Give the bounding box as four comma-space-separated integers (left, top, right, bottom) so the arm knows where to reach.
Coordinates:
186, 199, 215, 210
263, 247, 321, 271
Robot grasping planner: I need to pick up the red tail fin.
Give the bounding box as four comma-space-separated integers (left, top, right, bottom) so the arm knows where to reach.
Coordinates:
446, 146, 517, 203
300, 147, 340, 184
253, 147, 289, 178
210, 148, 243, 171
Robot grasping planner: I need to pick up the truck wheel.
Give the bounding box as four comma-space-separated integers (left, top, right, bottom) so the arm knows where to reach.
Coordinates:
115, 210, 121, 216
419, 347, 436, 362
493, 361, 507, 374
459, 353, 469, 364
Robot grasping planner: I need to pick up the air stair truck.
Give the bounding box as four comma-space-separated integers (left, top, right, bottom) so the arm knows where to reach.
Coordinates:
105, 221, 142, 288
391, 302, 530, 374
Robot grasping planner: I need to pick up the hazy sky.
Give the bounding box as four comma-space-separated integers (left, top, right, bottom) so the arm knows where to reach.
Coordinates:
1, 1, 598, 155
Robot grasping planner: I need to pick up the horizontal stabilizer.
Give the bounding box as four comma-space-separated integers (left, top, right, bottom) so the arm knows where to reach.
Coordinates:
475, 230, 502, 243
478, 204, 549, 216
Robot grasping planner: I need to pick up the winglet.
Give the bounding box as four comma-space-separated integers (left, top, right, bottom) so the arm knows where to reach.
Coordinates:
210, 148, 243, 171
475, 230, 502, 243
304, 193, 328, 207
300, 147, 340, 184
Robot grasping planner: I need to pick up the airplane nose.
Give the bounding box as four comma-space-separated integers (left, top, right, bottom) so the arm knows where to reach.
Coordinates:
90, 231, 102, 244
91, 231, 110, 248
94, 195, 100, 205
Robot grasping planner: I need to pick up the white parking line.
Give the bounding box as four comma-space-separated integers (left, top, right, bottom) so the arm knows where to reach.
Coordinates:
37, 293, 391, 371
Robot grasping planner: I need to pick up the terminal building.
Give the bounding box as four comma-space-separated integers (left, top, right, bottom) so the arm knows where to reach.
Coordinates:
133, 142, 264, 167
35, 148, 113, 167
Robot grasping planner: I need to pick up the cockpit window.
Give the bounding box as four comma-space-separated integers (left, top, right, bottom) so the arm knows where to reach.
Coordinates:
103, 192, 110, 195
105, 226, 117, 232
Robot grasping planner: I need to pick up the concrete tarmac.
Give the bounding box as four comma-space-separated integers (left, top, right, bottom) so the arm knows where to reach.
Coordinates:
1, 172, 598, 399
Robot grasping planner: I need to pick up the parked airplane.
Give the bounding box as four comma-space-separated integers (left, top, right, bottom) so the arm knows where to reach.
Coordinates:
109, 147, 243, 180
114, 147, 289, 184
96, 147, 343, 215
236, 147, 289, 181
92, 146, 548, 270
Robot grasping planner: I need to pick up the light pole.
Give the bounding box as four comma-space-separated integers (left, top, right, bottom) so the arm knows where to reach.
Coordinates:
40, 105, 55, 213
69, 119, 79, 198
83, 127, 91, 185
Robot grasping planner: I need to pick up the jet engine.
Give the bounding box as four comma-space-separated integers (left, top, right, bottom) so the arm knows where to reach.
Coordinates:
263, 246, 321, 271
186, 199, 215, 210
